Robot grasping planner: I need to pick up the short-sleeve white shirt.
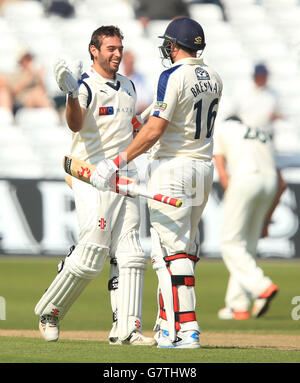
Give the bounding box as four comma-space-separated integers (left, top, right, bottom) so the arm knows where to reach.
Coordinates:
149, 57, 223, 160
70, 67, 136, 165
214, 119, 277, 179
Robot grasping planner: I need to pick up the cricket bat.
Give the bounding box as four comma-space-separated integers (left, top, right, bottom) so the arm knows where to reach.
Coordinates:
63, 155, 182, 208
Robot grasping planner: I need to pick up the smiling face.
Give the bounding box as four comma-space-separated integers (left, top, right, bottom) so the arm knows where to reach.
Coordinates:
90, 35, 123, 79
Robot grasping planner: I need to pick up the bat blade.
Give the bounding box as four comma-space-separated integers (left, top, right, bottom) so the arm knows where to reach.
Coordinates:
63, 155, 95, 183
63, 155, 182, 208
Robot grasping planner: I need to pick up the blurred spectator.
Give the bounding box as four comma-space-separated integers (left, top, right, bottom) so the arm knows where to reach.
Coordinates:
134, 0, 190, 33
0, 0, 19, 15
41, 0, 75, 18
225, 63, 283, 138
120, 50, 152, 114
0, 45, 54, 114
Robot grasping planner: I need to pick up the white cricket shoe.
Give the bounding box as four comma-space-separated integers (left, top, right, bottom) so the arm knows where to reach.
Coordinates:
154, 329, 172, 347
39, 315, 60, 342
156, 330, 201, 349
110, 331, 156, 346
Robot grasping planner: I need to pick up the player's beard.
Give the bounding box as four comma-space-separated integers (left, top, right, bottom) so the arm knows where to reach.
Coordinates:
97, 55, 120, 78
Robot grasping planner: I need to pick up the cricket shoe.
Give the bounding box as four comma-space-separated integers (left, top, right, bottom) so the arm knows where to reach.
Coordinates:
110, 331, 156, 346
156, 330, 201, 349
154, 329, 172, 347
39, 315, 60, 342
218, 307, 250, 320
252, 283, 279, 318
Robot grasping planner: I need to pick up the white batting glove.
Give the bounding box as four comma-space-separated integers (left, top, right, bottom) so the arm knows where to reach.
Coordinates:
90, 159, 119, 192
53, 58, 82, 98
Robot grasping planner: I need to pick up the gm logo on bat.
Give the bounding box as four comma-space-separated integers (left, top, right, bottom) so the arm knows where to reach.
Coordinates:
0, 296, 6, 320
77, 166, 91, 179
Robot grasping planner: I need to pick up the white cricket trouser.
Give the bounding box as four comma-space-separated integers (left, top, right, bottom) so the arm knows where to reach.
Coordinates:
147, 157, 214, 254
221, 171, 278, 311
147, 157, 214, 337
73, 175, 141, 254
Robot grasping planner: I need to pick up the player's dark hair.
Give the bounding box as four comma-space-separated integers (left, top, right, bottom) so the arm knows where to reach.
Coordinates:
225, 115, 242, 123
176, 43, 196, 55
89, 25, 124, 60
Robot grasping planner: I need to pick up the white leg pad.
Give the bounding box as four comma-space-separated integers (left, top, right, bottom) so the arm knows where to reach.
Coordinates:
117, 267, 145, 340
116, 230, 147, 341
151, 228, 176, 341
35, 243, 109, 319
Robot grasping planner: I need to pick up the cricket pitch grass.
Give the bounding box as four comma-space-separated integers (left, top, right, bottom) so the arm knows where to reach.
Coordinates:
0, 256, 300, 364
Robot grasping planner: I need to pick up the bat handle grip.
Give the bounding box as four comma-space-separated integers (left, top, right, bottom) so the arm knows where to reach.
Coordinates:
153, 194, 182, 207
117, 183, 137, 198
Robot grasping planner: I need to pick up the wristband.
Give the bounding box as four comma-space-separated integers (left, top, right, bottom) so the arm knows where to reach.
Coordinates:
113, 154, 127, 168
68, 89, 79, 99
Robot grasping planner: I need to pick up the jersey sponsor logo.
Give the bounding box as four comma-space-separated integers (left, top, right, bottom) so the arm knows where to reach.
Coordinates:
195, 67, 210, 81
115, 107, 134, 114
99, 106, 114, 115
153, 101, 167, 112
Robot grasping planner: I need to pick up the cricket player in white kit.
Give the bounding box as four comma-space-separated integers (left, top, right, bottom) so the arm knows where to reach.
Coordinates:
225, 63, 282, 139
214, 116, 284, 320
34, 26, 154, 346
91, 17, 223, 348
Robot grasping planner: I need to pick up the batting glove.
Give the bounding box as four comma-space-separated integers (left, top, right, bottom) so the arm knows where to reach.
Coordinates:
90, 159, 119, 192
54, 58, 82, 98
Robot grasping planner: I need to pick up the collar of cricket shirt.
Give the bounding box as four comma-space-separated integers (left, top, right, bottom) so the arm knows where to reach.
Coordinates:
172, 57, 204, 67
90, 66, 119, 86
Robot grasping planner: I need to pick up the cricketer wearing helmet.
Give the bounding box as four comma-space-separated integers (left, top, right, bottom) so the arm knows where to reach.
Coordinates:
91, 17, 223, 348
34, 25, 154, 346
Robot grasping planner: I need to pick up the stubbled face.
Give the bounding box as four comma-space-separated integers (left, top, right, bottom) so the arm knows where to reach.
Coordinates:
91, 35, 123, 78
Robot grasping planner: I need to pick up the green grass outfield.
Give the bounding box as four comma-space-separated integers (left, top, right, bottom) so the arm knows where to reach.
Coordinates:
0, 256, 300, 365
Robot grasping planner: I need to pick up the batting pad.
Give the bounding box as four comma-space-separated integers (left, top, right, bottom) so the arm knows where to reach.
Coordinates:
150, 228, 176, 341
35, 243, 109, 319
117, 267, 144, 340
112, 229, 147, 340
150, 228, 200, 339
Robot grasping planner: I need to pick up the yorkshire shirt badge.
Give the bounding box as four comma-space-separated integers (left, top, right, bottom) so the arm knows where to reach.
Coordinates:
195, 67, 210, 81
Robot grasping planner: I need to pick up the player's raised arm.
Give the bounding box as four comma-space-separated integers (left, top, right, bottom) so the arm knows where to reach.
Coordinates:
65, 97, 85, 133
